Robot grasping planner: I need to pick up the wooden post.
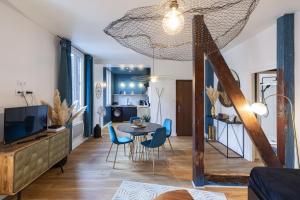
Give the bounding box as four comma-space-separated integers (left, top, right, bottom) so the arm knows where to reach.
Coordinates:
192, 15, 205, 186
199, 17, 282, 168
277, 14, 295, 167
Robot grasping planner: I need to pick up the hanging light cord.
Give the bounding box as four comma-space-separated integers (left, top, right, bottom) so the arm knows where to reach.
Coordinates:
263, 94, 300, 168
152, 47, 155, 76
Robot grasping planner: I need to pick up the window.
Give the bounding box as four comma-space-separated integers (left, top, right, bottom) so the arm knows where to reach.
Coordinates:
106, 69, 112, 106
71, 47, 84, 110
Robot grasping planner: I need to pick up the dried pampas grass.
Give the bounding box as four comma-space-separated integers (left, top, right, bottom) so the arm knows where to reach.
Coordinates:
41, 89, 86, 126
206, 86, 219, 105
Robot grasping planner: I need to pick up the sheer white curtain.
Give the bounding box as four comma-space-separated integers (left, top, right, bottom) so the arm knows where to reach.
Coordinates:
71, 47, 84, 110
70, 47, 85, 150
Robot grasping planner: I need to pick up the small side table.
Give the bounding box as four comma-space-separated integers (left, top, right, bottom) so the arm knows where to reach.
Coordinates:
206, 116, 245, 158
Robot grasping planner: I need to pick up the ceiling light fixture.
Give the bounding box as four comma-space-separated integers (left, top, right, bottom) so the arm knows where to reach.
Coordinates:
138, 83, 144, 88
104, 0, 259, 61
162, 0, 184, 35
138, 64, 144, 70
119, 64, 125, 70
120, 82, 126, 88
129, 82, 135, 88
129, 64, 135, 70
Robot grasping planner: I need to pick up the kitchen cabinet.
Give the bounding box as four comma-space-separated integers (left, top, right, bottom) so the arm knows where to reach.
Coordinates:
122, 106, 137, 121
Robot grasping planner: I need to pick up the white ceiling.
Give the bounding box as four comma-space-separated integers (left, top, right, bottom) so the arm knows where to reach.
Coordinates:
6, 0, 300, 63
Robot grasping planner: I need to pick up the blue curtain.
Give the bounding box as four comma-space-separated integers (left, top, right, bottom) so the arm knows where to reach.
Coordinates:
58, 38, 72, 151
84, 54, 93, 137
58, 39, 72, 105
205, 60, 214, 134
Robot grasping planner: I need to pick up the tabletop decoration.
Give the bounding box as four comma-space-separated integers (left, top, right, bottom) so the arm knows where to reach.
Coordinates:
206, 86, 219, 117
41, 89, 86, 127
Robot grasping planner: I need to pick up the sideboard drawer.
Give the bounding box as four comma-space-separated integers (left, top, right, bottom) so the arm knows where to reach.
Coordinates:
14, 139, 49, 192
49, 130, 69, 167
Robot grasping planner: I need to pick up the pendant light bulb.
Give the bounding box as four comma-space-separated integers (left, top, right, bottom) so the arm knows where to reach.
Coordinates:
162, 0, 184, 35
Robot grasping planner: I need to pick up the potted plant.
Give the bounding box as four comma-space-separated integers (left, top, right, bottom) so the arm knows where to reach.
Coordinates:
142, 114, 151, 122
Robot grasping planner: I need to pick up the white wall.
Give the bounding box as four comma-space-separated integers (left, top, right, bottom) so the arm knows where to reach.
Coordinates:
149, 60, 192, 135
93, 64, 104, 127
0, 1, 59, 142
219, 23, 277, 161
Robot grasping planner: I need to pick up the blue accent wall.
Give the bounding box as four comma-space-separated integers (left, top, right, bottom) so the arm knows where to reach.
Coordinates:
277, 13, 295, 168
113, 74, 147, 94
205, 60, 214, 134
102, 68, 111, 125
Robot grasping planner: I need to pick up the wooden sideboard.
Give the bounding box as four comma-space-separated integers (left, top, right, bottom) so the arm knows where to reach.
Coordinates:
0, 129, 69, 195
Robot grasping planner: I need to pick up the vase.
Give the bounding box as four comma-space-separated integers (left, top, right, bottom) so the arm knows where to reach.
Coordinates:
93, 124, 102, 138
211, 105, 216, 117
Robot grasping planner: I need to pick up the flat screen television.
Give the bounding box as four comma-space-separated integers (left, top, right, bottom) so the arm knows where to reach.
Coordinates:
4, 105, 48, 144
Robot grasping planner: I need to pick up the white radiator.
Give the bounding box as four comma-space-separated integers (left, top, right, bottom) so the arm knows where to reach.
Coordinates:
72, 121, 86, 150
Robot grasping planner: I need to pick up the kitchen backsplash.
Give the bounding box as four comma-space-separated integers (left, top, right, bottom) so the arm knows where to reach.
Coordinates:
113, 95, 148, 106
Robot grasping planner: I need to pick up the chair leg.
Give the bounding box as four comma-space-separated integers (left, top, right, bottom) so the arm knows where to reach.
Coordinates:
113, 145, 119, 169
168, 138, 174, 153
162, 144, 167, 157
124, 144, 126, 156
106, 143, 113, 162
141, 145, 144, 161
130, 142, 134, 161
60, 163, 64, 174
152, 148, 155, 175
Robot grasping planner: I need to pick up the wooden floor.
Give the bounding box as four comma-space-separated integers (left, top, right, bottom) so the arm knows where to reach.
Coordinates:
205, 141, 263, 176
18, 125, 262, 200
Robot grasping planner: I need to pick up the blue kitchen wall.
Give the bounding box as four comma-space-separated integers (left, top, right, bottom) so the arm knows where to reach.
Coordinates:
114, 74, 147, 94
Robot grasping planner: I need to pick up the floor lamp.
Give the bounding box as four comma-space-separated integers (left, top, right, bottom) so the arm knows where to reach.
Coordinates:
251, 94, 300, 168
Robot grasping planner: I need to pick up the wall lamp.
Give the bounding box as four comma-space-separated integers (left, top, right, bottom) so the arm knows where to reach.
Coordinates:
251, 94, 299, 168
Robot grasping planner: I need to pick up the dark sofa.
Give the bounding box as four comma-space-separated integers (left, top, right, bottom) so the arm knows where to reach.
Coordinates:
249, 167, 300, 200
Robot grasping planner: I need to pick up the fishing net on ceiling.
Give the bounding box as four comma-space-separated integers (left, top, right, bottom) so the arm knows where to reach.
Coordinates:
104, 0, 259, 61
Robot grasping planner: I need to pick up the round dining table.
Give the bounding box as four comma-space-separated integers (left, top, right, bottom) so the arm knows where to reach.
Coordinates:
117, 122, 162, 160
117, 122, 162, 137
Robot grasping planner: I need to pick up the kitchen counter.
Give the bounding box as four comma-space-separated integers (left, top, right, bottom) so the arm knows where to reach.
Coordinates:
110, 105, 150, 108
109, 105, 150, 122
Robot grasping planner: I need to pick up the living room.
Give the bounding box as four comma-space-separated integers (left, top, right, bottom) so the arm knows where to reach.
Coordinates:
1, 0, 300, 200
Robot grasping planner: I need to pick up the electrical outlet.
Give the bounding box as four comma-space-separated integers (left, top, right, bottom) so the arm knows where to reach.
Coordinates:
15, 90, 24, 96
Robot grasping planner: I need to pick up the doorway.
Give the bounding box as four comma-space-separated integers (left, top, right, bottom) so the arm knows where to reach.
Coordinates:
176, 80, 192, 136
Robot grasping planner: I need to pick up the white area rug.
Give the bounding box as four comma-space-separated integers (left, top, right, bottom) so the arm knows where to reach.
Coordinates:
112, 181, 227, 200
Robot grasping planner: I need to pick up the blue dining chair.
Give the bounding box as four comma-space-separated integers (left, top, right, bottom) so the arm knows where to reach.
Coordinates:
163, 119, 174, 153
141, 127, 166, 174
129, 116, 141, 123
106, 123, 134, 168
